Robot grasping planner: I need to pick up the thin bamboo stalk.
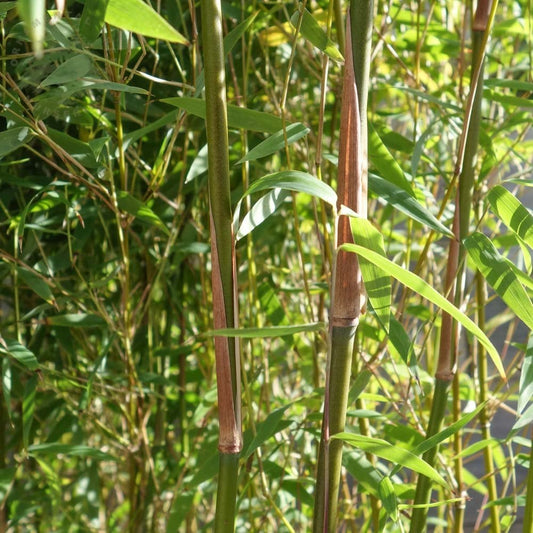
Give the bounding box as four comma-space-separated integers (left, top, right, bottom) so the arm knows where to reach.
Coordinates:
200, 0, 242, 530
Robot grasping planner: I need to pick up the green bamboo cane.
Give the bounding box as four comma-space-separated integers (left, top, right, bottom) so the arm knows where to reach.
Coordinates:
200, 0, 242, 530
313, 2, 372, 530
409, 2, 497, 531
524, 425, 533, 533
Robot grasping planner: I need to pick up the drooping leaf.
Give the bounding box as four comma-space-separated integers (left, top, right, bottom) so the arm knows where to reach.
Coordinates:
16, 267, 54, 304
236, 188, 290, 240
0, 2, 17, 16
333, 433, 448, 487
166, 490, 196, 533
340, 243, 505, 378
369, 124, 414, 195
237, 123, 310, 164
347, 214, 391, 332
0, 339, 39, 370
343, 449, 382, 497
124, 109, 180, 147
105, 0, 188, 44
379, 477, 399, 521
243, 171, 337, 207
117, 191, 170, 236
185, 144, 208, 184
488, 185, 533, 249
518, 334, 533, 415
464, 232, 533, 330
206, 322, 326, 338
47, 128, 99, 168
28, 443, 117, 461
41, 55, 93, 86
290, 8, 343, 62
46, 313, 106, 328
0, 127, 32, 159
79, 0, 109, 42
23, 375, 37, 449
162, 97, 284, 133
348, 369, 372, 405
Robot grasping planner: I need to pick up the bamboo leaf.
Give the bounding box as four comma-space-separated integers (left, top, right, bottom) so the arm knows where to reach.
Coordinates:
47, 128, 99, 168
79, 0, 109, 42
378, 477, 399, 521
104, 0, 188, 44
162, 97, 283, 133
16, 267, 54, 304
369, 173, 453, 236
117, 191, 170, 236
343, 449, 382, 497
290, 8, 343, 62
243, 171, 337, 207
517, 334, 533, 416
236, 189, 290, 240
488, 185, 533, 249
332, 433, 448, 487
28, 443, 117, 461
340, 243, 505, 378
348, 214, 391, 332
0, 339, 39, 370
369, 124, 414, 195
237, 123, 310, 164
46, 314, 106, 328
23, 375, 37, 449
185, 144, 208, 184
41, 55, 92, 86
206, 322, 326, 338
0, 127, 32, 159
0, 2, 17, 16
464, 232, 533, 330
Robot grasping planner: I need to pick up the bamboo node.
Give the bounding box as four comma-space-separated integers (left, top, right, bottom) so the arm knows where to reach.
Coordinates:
435, 369, 455, 381
330, 316, 359, 328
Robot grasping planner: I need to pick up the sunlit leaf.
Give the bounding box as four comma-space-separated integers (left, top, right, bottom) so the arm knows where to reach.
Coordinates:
0, 339, 39, 370
79, 0, 109, 42
488, 185, 533, 249
105, 0, 188, 44
0, 127, 32, 159
464, 232, 533, 330
28, 443, 117, 461
237, 123, 310, 164
117, 191, 170, 236
341, 243, 505, 378
333, 433, 448, 487
290, 8, 343, 62
379, 477, 399, 521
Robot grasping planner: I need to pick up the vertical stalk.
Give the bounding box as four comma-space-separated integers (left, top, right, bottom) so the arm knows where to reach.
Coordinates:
524, 425, 533, 533
410, 2, 495, 531
313, 2, 372, 530
200, 0, 242, 530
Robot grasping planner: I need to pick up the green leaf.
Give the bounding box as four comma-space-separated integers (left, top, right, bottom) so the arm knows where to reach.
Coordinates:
369, 124, 414, 196
166, 490, 195, 532
105, 0, 188, 44
46, 313, 106, 328
185, 144, 208, 184
162, 97, 284, 133
28, 443, 117, 461
348, 214, 391, 332
343, 449, 382, 497
464, 232, 533, 330
0, 127, 32, 159
206, 322, 326, 338
80, 0, 109, 42
47, 128, 99, 169
340, 243, 505, 378
117, 191, 170, 236
83, 79, 149, 95
124, 109, 180, 147
484, 89, 533, 108
333, 433, 448, 487
0, 339, 39, 370
0, 467, 16, 501
243, 171, 337, 207
16, 267, 54, 304
348, 369, 372, 405
369, 174, 452, 236
518, 334, 533, 416
23, 375, 37, 449
290, 8, 343, 62
237, 123, 310, 163
379, 477, 399, 521
488, 185, 533, 249
41, 55, 92, 86
243, 404, 293, 457
236, 188, 290, 240
0, 2, 17, 16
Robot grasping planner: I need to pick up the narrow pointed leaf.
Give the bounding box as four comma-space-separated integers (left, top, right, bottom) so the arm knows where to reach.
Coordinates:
379, 477, 399, 521
340, 243, 505, 378
369, 124, 414, 195
243, 404, 292, 457
464, 232, 533, 330
28, 443, 117, 461
46, 313, 106, 327
236, 188, 290, 240
243, 171, 337, 207
332, 433, 448, 487
206, 322, 326, 338
162, 97, 283, 133
369, 173, 453, 236
0, 339, 39, 370
23, 375, 37, 449
41, 55, 92, 86
117, 191, 170, 236
237, 123, 310, 163
290, 8, 343, 62
80, 0, 109, 42
105, 0, 188, 44
16, 267, 54, 304
348, 215, 391, 332
517, 334, 533, 416
488, 185, 533, 249
0, 127, 32, 159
